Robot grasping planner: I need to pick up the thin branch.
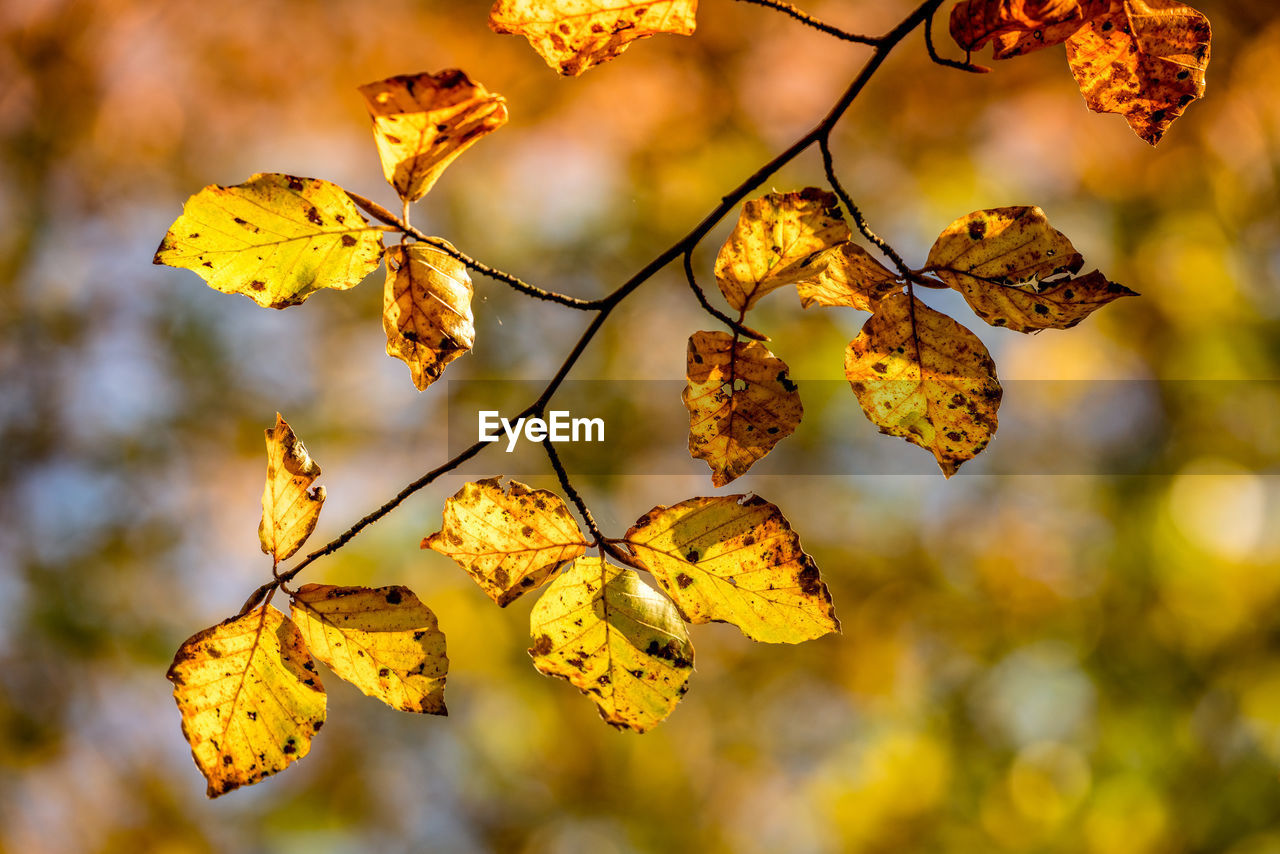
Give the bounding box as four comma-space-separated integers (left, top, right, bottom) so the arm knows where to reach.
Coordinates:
542, 438, 604, 544
682, 250, 769, 341
734, 0, 881, 45
819, 136, 912, 276
256, 0, 951, 593
924, 8, 991, 73
347, 190, 600, 310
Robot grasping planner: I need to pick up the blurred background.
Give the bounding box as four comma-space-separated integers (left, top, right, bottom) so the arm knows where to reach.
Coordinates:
2, 0, 1279, 850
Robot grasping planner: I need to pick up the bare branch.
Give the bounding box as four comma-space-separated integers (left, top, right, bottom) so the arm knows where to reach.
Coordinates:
542, 438, 605, 544
924, 8, 991, 73
819, 136, 912, 276
734, 0, 881, 45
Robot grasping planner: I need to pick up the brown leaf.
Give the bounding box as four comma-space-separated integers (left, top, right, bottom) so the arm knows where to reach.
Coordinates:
167, 606, 326, 798
926, 206, 1135, 332
290, 584, 448, 715
715, 188, 851, 313
259, 414, 325, 563
1066, 0, 1210, 145
844, 293, 1001, 477
489, 0, 698, 76
383, 241, 475, 391
623, 495, 839, 644
358, 70, 508, 203
684, 331, 802, 486
796, 242, 901, 311
422, 477, 589, 606
529, 557, 693, 731
950, 0, 1111, 56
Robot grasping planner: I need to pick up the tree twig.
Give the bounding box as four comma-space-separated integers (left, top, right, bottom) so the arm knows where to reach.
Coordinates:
734, 0, 881, 45
682, 250, 769, 341
347, 190, 601, 310
818, 136, 912, 276
924, 8, 991, 73
542, 438, 604, 544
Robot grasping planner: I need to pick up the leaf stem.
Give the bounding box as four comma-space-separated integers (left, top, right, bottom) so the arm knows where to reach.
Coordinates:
541, 438, 605, 545
682, 250, 769, 341
818, 137, 912, 276
923, 9, 991, 73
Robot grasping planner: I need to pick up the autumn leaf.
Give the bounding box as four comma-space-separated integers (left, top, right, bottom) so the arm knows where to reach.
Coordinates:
950, 0, 1107, 56
529, 556, 693, 731
925, 206, 1135, 332
423, 477, 589, 606
844, 293, 1001, 477
796, 242, 901, 311
489, 0, 698, 77
383, 241, 475, 391
259, 413, 325, 563
153, 173, 384, 309
715, 188, 851, 313
684, 331, 802, 487
1066, 0, 1210, 145
290, 585, 447, 715
167, 606, 326, 798
623, 495, 839, 643
358, 71, 508, 203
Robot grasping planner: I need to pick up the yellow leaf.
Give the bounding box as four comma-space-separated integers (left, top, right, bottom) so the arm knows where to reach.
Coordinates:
796, 242, 901, 311
684, 330, 802, 487
1066, 0, 1210, 145
167, 606, 326, 798
926, 206, 1135, 332
489, 0, 698, 77
950, 0, 1106, 55
844, 293, 1001, 477
423, 477, 589, 606
529, 556, 693, 731
623, 495, 839, 643
357, 70, 508, 204
715, 188, 851, 313
259, 413, 325, 563
383, 242, 475, 391
991, 0, 1110, 58
153, 173, 384, 309
290, 584, 448, 715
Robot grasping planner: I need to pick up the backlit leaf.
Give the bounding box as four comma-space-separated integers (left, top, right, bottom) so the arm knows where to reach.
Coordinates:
357, 70, 508, 203
796, 242, 901, 311
623, 495, 839, 644
167, 606, 326, 798
383, 241, 475, 391
529, 556, 693, 731
715, 188, 851, 313
684, 330, 802, 487
1066, 0, 1210, 144
950, 0, 1106, 55
259, 413, 325, 563
423, 477, 589, 606
290, 584, 447, 715
844, 293, 1001, 477
489, 0, 698, 76
990, 0, 1110, 58
926, 206, 1135, 332
153, 173, 384, 309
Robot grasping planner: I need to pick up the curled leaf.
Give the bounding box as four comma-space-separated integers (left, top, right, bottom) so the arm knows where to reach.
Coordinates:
153, 173, 384, 309
844, 293, 1001, 477
796, 242, 901, 311
623, 495, 839, 644
259, 414, 325, 563
384, 241, 475, 391
1066, 0, 1210, 145
423, 477, 589, 606
926, 206, 1135, 332
490, 0, 698, 76
358, 70, 508, 203
530, 557, 693, 731
715, 188, 851, 313
991, 0, 1111, 58
290, 584, 448, 715
950, 0, 1106, 56
167, 606, 326, 798
684, 331, 802, 486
